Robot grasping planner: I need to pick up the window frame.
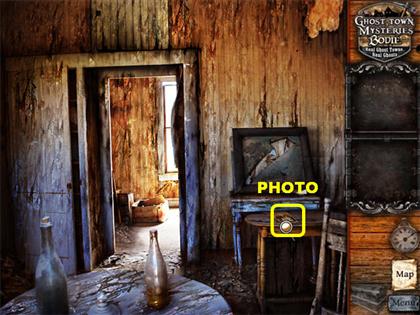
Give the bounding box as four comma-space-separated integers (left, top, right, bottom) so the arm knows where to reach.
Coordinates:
160, 79, 178, 175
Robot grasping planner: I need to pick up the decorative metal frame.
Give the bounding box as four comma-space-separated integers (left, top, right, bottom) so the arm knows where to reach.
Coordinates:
349, 61, 419, 75
345, 61, 420, 214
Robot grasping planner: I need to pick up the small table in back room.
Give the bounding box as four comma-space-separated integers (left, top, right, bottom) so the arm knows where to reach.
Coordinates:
230, 194, 321, 267
245, 211, 323, 312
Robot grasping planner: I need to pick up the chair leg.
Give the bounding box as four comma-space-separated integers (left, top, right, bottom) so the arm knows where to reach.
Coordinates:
336, 251, 344, 313
341, 258, 347, 314
310, 199, 331, 315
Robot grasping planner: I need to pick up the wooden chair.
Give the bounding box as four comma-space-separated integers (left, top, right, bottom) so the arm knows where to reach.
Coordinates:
310, 198, 347, 315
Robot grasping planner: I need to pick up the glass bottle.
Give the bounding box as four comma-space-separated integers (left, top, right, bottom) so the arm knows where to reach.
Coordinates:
144, 230, 169, 309
35, 216, 69, 314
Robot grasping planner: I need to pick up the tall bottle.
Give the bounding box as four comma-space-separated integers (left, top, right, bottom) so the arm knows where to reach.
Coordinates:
35, 216, 69, 314
144, 230, 169, 309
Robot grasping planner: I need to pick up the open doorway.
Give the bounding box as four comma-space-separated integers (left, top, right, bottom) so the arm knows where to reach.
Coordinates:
108, 70, 182, 269
79, 50, 199, 271
86, 66, 183, 272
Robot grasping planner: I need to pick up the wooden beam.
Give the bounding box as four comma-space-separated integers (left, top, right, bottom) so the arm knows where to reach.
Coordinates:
183, 50, 200, 263
98, 72, 116, 256
76, 67, 92, 271
5, 50, 198, 72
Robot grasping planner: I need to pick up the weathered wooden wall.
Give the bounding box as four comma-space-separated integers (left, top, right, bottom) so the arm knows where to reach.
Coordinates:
179, 0, 346, 248
2, 0, 346, 250
349, 212, 420, 284
348, 0, 420, 63
0, 0, 90, 57
349, 211, 420, 315
110, 77, 160, 199
5, 63, 77, 274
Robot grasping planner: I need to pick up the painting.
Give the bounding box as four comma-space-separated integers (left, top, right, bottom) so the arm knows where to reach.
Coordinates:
231, 128, 314, 194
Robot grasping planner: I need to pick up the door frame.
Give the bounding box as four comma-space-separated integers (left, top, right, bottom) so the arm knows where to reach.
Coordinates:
92, 65, 184, 266
79, 50, 200, 269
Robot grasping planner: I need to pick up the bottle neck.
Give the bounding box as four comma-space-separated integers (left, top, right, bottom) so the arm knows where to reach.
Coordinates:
149, 233, 162, 251
150, 234, 158, 245
41, 226, 54, 255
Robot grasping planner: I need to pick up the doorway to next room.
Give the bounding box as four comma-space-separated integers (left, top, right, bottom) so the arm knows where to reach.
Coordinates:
107, 69, 182, 271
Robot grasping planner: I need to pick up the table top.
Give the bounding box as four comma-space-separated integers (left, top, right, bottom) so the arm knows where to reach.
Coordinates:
1, 269, 232, 315
245, 211, 323, 229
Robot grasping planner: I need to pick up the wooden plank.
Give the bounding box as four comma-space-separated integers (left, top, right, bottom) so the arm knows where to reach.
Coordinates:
350, 232, 392, 249
99, 72, 116, 256
140, 0, 149, 49
102, 0, 112, 50
183, 51, 200, 263
327, 233, 346, 252
91, 0, 99, 50
349, 216, 420, 233
350, 249, 420, 266
133, 0, 141, 49
351, 265, 417, 284
85, 69, 105, 267
125, 0, 134, 49
110, 0, 118, 50
117, 0, 126, 49
76, 67, 92, 271
158, 0, 169, 49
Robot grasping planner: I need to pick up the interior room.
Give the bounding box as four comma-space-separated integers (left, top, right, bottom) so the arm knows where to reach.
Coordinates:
1, 1, 419, 315
109, 71, 181, 259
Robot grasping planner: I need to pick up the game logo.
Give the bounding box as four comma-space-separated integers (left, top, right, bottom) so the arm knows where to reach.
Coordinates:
355, 2, 415, 62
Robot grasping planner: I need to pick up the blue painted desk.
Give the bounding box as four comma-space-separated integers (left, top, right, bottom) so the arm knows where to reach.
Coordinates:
230, 194, 321, 267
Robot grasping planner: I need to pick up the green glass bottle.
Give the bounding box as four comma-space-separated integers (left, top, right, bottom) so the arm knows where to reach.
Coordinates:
35, 216, 69, 314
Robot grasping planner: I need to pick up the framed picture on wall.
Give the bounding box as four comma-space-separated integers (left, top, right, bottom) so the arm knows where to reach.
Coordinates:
231, 127, 314, 194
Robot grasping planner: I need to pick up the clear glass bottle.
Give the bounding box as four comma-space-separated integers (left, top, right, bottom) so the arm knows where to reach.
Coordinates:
35, 216, 69, 314
144, 230, 169, 309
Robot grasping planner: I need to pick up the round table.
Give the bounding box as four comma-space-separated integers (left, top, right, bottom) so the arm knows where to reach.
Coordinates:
1, 269, 232, 315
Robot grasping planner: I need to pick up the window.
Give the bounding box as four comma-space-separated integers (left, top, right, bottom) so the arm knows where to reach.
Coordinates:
162, 81, 178, 173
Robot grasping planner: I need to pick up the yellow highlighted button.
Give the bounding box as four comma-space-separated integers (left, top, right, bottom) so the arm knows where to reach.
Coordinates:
270, 203, 306, 238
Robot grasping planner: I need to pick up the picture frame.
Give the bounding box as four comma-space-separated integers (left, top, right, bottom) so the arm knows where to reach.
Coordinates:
231, 127, 314, 194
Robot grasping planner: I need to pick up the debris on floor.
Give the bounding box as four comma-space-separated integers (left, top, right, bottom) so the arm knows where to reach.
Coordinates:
0, 256, 33, 306
115, 224, 133, 243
